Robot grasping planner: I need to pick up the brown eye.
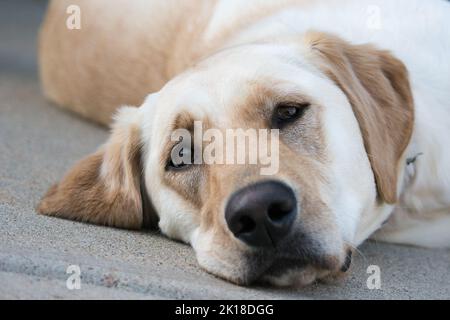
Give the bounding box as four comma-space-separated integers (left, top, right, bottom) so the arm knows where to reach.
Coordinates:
273, 102, 309, 128
166, 140, 194, 171
168, 147, 191, 170
277, 105, 298, 120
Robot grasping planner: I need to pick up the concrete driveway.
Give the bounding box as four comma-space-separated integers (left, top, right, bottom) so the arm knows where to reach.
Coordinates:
0, 0, 449, 299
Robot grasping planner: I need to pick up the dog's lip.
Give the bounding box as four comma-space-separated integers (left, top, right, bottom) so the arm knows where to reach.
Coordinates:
253, 253, 345, 284
340, 250, 353, 272
201, 251, 345, 286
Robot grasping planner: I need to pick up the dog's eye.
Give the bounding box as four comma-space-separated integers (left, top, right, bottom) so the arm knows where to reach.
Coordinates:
273, 102, 310, 128
277, 105, 298, 119
167, 143, 193, 171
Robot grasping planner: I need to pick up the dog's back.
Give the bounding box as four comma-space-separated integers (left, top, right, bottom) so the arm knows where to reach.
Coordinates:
39, 0, 188, 124
39, 0, 304, 125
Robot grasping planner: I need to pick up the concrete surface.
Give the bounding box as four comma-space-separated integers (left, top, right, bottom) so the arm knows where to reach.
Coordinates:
0, 0, 449, 300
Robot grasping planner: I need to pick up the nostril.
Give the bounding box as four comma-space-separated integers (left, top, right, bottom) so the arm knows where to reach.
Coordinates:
237, 215, 256, 234
267, 202, 294, 222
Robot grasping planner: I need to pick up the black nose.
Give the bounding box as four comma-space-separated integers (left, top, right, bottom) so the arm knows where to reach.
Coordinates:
225, 180, 297, 247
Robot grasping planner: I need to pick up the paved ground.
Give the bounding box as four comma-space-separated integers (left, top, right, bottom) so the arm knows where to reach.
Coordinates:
0, 0, 449, 299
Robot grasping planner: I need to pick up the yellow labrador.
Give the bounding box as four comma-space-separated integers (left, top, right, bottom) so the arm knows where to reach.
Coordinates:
38, 0, 450, 286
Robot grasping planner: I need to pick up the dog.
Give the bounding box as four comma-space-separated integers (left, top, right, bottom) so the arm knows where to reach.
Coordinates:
37, 0, 450, 286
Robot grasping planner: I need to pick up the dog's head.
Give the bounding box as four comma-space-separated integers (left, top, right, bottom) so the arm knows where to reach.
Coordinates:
38, 32, 414, 286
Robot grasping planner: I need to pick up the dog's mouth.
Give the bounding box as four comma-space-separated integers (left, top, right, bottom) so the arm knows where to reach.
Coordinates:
257, 251, 352, 287
194, 226, 351, 287
228, 246, 353, 287
202, 250, 350, 287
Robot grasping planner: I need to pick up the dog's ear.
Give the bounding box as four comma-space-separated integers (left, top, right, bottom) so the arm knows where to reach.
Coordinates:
304, 31, 414, 204
38, 106, 156, 229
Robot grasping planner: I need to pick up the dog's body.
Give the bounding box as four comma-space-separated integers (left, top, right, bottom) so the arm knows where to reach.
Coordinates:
40, 0, 305, 124
39, 0, 450, 286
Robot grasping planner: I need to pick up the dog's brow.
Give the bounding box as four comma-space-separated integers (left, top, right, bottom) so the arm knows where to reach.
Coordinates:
172, 111, 195, 132
233, 82, 312, 125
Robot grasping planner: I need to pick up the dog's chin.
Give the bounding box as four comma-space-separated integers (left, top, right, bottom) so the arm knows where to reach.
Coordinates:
198, 255, 346, 288
194, 232, 351, 287
260, 265, 339, 288
262, 268, 323, 287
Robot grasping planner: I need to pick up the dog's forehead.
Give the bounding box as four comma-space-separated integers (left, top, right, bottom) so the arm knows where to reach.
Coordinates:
142, 42, 343, 154
156, 44, 318, 122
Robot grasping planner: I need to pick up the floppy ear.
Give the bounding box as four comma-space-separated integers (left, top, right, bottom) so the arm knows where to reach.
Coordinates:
38, 106, 156, 229
304, 31, 414, 204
